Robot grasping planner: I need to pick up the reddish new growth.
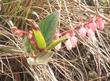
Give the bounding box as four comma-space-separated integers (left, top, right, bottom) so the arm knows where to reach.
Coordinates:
11, 26, 28, 37
11, 26, 44, 51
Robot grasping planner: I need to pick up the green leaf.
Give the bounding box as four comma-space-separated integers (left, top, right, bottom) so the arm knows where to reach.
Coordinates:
39, 11, 60, 46
23, 37, 35, 54
32, 29, 46, 49
47, 36, 67, 50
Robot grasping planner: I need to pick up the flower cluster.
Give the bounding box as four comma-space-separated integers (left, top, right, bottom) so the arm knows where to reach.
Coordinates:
11, 16, 104, 51
55, 16, 105, 50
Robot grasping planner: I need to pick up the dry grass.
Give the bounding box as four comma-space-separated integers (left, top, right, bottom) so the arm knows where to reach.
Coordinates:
0, 0, 110, 81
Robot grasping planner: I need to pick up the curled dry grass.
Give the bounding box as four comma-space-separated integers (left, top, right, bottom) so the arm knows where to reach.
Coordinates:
0, 0, 110, 81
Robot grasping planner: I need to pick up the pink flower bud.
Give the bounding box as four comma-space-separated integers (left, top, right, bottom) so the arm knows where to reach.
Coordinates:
65, 33, 71, 39
87, 28, 95, 38
87, 22, 97, 32
14, 30, 24, 37
78, 27, 87, 37
65, 29, 75, 39
70, 36, 78, 48
65, 39, 72, 50
11, 26, 28, 37
86, 16, 97, 32
96, 16, 104, 30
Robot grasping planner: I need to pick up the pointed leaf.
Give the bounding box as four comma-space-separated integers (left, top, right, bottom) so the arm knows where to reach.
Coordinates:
39, 11, 60, 46
47, 36, 67, 50
32, 29, 46, 49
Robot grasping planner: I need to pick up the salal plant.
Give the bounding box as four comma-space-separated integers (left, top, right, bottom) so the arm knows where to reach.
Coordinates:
10, 11, 67, 65
9, 11, 105, 66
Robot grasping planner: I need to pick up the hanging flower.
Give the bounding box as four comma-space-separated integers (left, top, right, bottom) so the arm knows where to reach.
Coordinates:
78, 27, 87, 37
70, 36, 78, 48
65, 29, 75, 39
65, 35, 78, 50
85, 16, 97, 32
65, 39, 73, 50
86, 28, 95, 38
96, 16, 104, 30
89, 22, 97, 32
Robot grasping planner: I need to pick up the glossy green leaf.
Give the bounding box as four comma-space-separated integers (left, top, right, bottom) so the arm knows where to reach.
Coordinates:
39, 11, 60, 46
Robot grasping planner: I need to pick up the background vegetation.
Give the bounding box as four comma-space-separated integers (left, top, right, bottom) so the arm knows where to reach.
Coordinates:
0, 0, 110, 81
